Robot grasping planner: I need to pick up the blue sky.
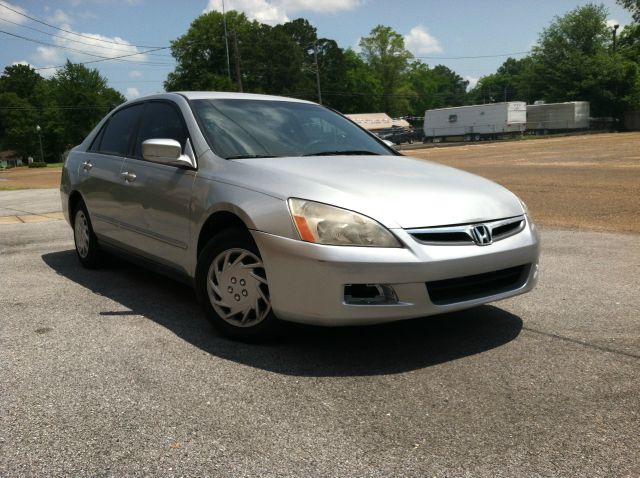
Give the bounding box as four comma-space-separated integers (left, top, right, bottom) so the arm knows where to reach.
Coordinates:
0, 0, 634, 100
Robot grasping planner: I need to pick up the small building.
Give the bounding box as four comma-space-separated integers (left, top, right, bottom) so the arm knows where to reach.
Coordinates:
526, 101, 590, 131
0, 150, 23, 169
423, 102, 527, 141
345, 113, 394, 132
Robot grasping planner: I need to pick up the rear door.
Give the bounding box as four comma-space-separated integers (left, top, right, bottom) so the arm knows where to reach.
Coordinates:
79, 103, 144, 242
117, 101, 196, 272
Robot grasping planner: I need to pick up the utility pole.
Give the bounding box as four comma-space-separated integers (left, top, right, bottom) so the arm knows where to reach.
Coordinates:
312, 42, 322, 104
612, 24, 620, 53
222, 0, 231, 79
231, 30, 243, 92
36, 125, 44, 164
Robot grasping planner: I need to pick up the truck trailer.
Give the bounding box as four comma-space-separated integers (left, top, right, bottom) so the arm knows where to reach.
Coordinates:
423, 102, 526, 142
526, 101, 589, 133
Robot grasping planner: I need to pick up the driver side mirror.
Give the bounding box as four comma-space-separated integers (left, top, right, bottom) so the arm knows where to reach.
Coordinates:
142, 139, 194, 168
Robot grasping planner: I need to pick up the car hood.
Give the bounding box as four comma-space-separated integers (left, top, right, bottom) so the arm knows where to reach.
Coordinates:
229, 154, 524, 229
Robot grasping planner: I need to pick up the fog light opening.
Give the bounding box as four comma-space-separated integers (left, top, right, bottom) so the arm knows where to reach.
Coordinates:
344, 284, 398, 305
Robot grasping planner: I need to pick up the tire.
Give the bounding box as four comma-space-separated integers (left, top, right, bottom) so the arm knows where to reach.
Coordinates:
196, 228, 280, 342
72, 199, 104, 268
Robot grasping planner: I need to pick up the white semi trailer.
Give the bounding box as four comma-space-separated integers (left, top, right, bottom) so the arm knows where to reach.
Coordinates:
526, 101, 590, 133
423, 102, 526, 142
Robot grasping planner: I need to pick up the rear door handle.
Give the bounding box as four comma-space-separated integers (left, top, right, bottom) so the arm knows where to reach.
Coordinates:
121, 171, 136, 182
82, 160, 92, 171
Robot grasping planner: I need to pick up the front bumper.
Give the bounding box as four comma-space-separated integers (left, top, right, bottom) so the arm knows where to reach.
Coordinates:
252, 218, 540, 326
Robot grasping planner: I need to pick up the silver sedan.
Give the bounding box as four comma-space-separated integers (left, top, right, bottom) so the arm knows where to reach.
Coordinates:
61, 92, 539, 340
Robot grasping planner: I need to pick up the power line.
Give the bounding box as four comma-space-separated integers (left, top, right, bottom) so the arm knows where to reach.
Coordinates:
0, 2, 165, 49
0, 30, 174, 67
30, 45, 172, 71
0, 17, 172, 57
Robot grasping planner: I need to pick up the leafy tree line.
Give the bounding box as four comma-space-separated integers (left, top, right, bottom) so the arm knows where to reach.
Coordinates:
1, 1, 638, 162
164, 12, 469, 117
468, 3, 640, 118
0, 62, 124, 162
166, 3, 640, 119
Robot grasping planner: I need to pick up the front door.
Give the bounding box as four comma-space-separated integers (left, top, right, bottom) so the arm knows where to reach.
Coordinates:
116, 101, 195, 273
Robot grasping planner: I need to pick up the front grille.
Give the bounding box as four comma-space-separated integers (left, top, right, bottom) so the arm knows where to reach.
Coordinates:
426, 264, 530, 305
407, 215, 525, 246
492, 219, 524, 240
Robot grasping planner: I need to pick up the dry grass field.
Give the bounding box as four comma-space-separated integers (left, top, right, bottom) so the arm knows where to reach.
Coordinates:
1, 132, 639, 233
410, 132, 640, 234
0, 166, 62, 190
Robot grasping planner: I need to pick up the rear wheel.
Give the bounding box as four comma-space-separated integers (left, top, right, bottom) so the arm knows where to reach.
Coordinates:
196, 228, 280, 341
73, 200, 103, 268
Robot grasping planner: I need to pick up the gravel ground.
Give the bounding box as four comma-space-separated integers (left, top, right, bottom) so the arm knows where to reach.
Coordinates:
1, 220, 638, 477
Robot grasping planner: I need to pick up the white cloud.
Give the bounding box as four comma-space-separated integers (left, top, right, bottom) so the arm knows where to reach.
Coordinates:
34, 46, 63, 64
129, 70, 143, 78
0, 1, 28, 24
606, 19, 619, 29
52, 29, 149, 62
204, 0, 364, 25
204, 0, 288, 25
126, 87, 140, 99
465, 75, 479, 91
12, 60, 32, 66
68, 0, 143, 5
404, 25, 443, 56
280, 0, 363, 13
47, 9, 73, 26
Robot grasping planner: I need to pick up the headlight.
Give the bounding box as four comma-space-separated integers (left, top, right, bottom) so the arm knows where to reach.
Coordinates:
288, 198, 401, 247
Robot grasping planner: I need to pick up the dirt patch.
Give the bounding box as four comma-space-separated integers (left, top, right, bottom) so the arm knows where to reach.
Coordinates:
0, 167, 62, 190
409, 132, 640, 234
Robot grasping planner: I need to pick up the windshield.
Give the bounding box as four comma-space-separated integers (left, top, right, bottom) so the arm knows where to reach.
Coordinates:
190, 99, 393, 159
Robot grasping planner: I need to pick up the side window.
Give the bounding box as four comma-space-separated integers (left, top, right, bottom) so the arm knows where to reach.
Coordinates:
134, 102, 187, 158
88, 124, 106, 152
98, 104, 144, 156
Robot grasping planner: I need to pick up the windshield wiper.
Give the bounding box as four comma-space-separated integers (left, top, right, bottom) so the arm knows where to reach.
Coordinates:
225, 154, 279, 160
302, 150, 381, 157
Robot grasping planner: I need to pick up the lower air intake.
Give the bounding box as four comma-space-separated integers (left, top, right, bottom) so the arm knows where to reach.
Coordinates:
426, 264, 530, 305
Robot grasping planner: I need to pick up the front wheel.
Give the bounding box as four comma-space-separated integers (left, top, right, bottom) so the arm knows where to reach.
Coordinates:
196, 229, 280, 341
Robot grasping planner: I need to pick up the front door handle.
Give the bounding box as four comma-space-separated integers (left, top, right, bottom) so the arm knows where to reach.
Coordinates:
121, 171, 137, 182
82, 160, 92, 171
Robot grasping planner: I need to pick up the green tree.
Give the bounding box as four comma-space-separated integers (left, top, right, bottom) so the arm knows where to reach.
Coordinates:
165, 11, 246, 91
429, 65, 468, 107
0, 64, 44, 99
468, 57, 532, 104
49, 61, 124, 149
0, 92, 39, 159
523, 3, 639, 117
359, 25, 413, 115
335, 48, 382, 113
0, 65, 50, 159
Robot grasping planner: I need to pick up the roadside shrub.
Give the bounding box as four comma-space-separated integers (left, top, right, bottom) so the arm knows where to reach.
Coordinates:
28, 162, 47, 168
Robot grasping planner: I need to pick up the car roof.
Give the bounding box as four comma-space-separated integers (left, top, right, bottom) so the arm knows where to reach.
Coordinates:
128, 91, 316, 104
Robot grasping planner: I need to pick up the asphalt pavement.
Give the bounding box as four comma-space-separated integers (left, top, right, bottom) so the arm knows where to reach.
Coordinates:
1, 192, 638, 477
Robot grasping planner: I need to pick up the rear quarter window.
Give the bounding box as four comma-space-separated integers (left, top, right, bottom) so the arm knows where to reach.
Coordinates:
96, 104, 144, 156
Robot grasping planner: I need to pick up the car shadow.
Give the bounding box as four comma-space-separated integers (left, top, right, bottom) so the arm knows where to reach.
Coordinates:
42, 250, 523, 377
